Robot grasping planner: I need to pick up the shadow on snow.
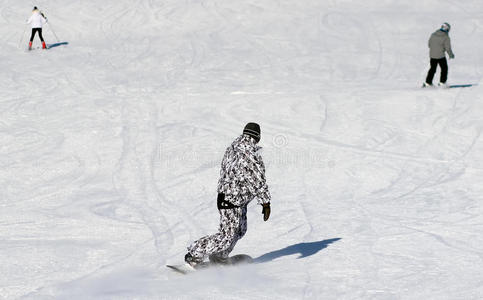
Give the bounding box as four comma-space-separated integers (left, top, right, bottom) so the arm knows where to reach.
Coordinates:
253, 238, 341, 263
48, 42, 69, 48
449, 84, 477, 88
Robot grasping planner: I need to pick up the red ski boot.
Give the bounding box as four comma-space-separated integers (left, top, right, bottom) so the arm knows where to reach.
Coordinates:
42, 42, 47, 49
28, 41, 32, 50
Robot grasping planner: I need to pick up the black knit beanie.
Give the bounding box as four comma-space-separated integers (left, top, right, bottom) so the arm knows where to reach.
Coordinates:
243, 122, 261, 143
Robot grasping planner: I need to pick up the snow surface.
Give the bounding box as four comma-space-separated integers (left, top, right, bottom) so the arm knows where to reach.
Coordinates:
1, 0, 483, 299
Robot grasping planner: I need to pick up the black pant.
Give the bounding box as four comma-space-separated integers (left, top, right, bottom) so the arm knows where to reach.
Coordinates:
425, 58, 448, 84
29, 28, 44, 42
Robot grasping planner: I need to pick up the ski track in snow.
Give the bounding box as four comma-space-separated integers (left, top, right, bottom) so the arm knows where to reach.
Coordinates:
1, 0, 483, 299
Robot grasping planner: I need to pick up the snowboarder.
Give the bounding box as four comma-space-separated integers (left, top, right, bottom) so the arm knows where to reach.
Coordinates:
184, 122, 271, 267
423, 22, 455, 87
27, 7, 48, 50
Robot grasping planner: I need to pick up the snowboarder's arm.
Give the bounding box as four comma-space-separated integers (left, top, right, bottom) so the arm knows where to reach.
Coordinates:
245, 154, 271, 206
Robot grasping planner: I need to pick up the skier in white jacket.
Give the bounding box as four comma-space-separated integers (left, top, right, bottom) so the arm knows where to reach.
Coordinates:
27, 7, 47, 50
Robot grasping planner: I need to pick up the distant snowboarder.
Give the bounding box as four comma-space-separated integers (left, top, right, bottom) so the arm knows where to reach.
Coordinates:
184, 122, 271, 268
423, 23, 455, 87
27, 7, 48, 50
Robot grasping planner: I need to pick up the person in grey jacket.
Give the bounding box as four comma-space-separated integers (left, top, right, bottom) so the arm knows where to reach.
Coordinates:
423, 23, 455, 87
184, 123, 271, 268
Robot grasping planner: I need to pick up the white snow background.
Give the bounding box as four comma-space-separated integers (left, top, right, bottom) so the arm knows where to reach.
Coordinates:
1, 0, 483, 299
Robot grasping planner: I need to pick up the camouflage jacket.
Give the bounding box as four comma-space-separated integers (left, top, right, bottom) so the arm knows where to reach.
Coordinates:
217, 135, 271, 207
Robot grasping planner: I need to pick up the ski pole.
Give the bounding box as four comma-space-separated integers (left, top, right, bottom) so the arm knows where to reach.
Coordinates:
47, 22, 60, 43
18, 24, 28, 49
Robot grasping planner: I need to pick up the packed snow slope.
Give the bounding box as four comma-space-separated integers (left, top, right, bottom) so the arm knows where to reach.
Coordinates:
1, 0, 483, 299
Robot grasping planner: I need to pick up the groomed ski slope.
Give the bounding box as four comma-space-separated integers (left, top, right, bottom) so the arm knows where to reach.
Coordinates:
1, 1, 483, 299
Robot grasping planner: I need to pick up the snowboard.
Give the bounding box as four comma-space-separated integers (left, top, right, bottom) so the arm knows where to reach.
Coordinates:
422, 83, 477, 89
167, 254, 253, 275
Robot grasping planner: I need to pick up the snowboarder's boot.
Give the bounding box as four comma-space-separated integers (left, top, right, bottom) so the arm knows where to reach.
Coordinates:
438, 82, 448, 88
28, 41, 32, 50
42, 42, 47, 49
422, 82, 433, 88
184, 252, 202, 268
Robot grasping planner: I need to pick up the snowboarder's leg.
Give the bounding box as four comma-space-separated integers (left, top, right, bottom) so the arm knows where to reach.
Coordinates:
187, 206, 246, 263
209, 239, 239, 262
439, 58, 448, 83
208, 206, 247, 262
425, 58, 438, 85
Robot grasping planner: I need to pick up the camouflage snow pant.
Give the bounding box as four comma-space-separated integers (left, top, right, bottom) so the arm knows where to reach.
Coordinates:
187, 205, 247, 261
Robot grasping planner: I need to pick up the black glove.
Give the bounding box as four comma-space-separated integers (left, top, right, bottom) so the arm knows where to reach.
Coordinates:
262, 203, 270, 221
